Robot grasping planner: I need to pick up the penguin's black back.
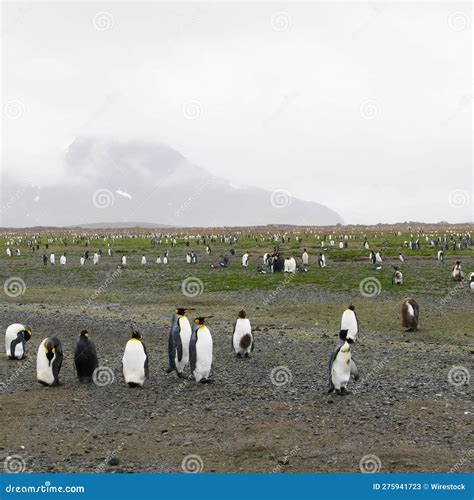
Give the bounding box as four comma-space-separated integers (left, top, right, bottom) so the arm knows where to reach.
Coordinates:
74, 336, 98, 381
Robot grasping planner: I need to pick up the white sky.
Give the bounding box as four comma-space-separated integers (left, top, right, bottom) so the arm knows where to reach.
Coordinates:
1, 1, 472, 224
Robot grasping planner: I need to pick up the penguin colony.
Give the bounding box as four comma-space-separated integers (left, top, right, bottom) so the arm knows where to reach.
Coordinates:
5, 300, 420, 394
3, 228, 472, 394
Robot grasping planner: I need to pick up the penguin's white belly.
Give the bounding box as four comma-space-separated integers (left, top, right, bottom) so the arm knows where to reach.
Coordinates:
175, 318, 192, 372
332, 350, 351, 390
233, 319, 252, 354
123, 341, 147, 386
36, 342, 55, 385
5, 324, 24, 359
194, 334, 213, 382
341, 311, 358, 340
470, 282, 474, 291
407, 304, 415, 317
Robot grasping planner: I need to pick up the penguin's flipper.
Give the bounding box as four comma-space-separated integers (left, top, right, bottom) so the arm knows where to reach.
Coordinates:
189, 331, 197, 374
10, 335, 22, 360
350, 359, 359, 381
139, 341, 149, 378
52, 353, 63, 384
328, 342, 343, 388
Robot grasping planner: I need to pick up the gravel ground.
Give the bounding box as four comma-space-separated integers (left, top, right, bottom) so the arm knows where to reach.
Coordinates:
1, 285, 472, 474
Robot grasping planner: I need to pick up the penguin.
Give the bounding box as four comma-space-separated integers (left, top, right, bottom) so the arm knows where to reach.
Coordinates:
437, 250, 444, 262
302, 249, 309, 266
451, 261, 464, 281
122, 327, 149, 387
242, 252, 249, 267
5, 324, 32, 360
50, 253, 55, 265
189, 317, 213, 383
167, 308, 194, 377
74, 330, 98, 382
80, 256, 85, 266
401, 298, 419, 332
121, 255, 127, 266
328, 329, 358, 396
232, 310, 254, 357
141, 255, 146, 265
399, 253, 405, 262
60, 254, 66, 265
469, 272, 474, 291
340, 304, 359, 341
36, 337, 63, 386
156, 257, 162, 264
392, 266, 403, 285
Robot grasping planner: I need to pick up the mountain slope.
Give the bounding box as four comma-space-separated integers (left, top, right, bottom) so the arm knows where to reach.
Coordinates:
0, 137, 343, 227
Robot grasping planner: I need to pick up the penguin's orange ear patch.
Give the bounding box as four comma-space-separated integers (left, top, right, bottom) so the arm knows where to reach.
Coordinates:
194, 319, 200, 324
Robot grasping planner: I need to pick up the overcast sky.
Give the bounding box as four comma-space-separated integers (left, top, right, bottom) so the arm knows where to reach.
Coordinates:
1, 1, 472, 225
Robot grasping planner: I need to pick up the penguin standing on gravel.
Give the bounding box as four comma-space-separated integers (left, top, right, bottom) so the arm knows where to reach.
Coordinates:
5, 324, 32, 360
122, 327, 149, 387
328, 329, 358, 396
37, 337, 63, 386
74, 330, 98, 382
189, 317, 213, 383
451, 261, 464, 281
392, 266, 403, 285
401, 298, 419, 331
469, 272, 474, 291
167, 308, 194, 377
232, 310, 254, 357
340, 304, 359, 341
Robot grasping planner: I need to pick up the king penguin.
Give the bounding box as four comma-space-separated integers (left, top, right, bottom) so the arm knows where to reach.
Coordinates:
401, 298, 419, 332
328, 329, 358, 396
189, 317, 214, 383
74, 330, 99, 382
167, 308, 194, 377
469, 272, 474, 291
5, 324, 32, 360
392, 266, 403, 285
340, 304, 359, 342
232, 310, 254, 357
37, 337, 63, 386
122, 327, 149, 387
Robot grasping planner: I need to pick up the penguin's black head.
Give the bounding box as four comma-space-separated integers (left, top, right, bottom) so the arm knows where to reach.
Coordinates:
23, 326, 32, 342
44, 339, 55, 363
348, 303, 355, 311
194, 316, 213, 325
130, 326, 142, 340
80, 330, 90, 338
176, 308, 194, 316
238, 310, 246, 319
339, 329, 348, 341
